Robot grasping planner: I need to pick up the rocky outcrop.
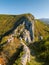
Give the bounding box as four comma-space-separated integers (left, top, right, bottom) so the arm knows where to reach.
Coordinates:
13, 16, 34, 43
22, 29, 31, 43
21, 40, 30, 65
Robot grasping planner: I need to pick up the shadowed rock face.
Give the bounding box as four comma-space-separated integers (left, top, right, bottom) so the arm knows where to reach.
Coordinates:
25, 20, 33, 40
14, 16, 34, 43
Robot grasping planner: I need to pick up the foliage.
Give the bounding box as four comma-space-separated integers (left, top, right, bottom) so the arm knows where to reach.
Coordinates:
13, 51, 24, 65
29, 37, 49, 65
34, 20, 49, 41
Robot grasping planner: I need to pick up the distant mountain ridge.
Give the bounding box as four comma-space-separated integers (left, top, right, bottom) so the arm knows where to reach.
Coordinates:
39, 18, 49, 24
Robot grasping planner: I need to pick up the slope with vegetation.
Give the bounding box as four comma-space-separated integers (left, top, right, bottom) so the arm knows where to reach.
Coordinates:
0, 13, 49, 65
34, 19, 49, 41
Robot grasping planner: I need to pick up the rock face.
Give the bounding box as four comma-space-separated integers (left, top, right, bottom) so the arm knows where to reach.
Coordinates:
23, 29, 31, 43
21, 41, 30, 65
12, 16, 34, 65
13, 16, 34, 43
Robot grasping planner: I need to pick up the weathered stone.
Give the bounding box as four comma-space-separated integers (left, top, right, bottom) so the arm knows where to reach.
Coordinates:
13, 16, 34, 43
21, 41, 30, 65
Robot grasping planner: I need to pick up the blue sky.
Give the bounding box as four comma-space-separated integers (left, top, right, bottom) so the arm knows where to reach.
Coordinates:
0, 0, 49, 18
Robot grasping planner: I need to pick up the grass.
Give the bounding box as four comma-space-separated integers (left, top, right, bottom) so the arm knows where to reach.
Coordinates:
34, 19, 49, 41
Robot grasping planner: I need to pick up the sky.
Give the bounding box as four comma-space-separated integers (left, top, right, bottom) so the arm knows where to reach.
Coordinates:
0, 0, 49, 18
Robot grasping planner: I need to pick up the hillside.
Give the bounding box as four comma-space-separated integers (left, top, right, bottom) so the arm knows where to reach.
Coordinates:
0, 13, 34, 36
0, 14, 49, 65
0, 14, 49, 41
34, 19, 49, 41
